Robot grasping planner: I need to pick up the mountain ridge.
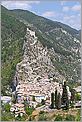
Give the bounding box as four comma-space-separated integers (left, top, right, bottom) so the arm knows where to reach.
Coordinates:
10, 8, 80, 31
1, 5, 81, 95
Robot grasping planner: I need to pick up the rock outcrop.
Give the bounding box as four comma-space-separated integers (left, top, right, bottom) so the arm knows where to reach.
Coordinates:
14, 28, 65, 85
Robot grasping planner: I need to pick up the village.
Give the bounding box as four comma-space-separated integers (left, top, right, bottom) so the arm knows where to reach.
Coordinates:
1, 79, 81, 118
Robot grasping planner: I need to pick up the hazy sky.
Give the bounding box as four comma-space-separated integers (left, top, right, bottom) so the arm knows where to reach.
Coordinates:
1, 1, 81, 30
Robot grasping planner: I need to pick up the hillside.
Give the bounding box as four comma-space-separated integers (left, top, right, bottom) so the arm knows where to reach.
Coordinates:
1, 6, 81, 95
1, 6, 27, 95
11, 9, 80, 40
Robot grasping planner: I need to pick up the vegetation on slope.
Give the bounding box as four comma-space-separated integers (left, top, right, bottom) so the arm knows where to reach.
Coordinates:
1, 6, 27, 95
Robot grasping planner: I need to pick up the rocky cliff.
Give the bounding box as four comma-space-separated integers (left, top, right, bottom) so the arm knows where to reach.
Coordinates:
14, 28, 65, 86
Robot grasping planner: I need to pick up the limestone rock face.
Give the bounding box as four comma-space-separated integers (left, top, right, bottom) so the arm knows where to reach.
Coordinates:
14, 28, 65, 85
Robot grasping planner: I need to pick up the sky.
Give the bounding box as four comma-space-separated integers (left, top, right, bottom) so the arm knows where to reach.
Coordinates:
1, 0, 81, 30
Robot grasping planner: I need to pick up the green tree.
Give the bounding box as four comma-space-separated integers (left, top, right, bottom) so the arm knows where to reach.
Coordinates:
38, 113, 47, 121
4, 103, 11, 112
24, 98, 28, 108
51, 92, 54, 109
57, 93, 61, 109
65, 114, 75, 121
15, 114, 26, 121
25, 106, 34, 115
55, 88, 57, 109
32, 96, 35, 101
75, 93, 81, 101
41, 99, 45, 105
54, 114, 63, 121
76, 109, 81, 121
70, 89, 75, 103
70, 89, 75, 108
12, 93, 17, 104
62, 81, 69, 110
1, 112, 14, 121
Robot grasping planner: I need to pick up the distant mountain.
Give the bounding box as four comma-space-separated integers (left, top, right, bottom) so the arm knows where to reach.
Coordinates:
1, 6, 81, 95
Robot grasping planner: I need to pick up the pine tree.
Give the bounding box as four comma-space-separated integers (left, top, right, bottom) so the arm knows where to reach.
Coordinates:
51, 92, 54, 109
57, 92, 61, 109
55, 88, 57, 108
32, 96, 35, 101
41, 99, 45, 105
62, 81, 69, 110
70, 89, 75, 103
70, 89, 75, 108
